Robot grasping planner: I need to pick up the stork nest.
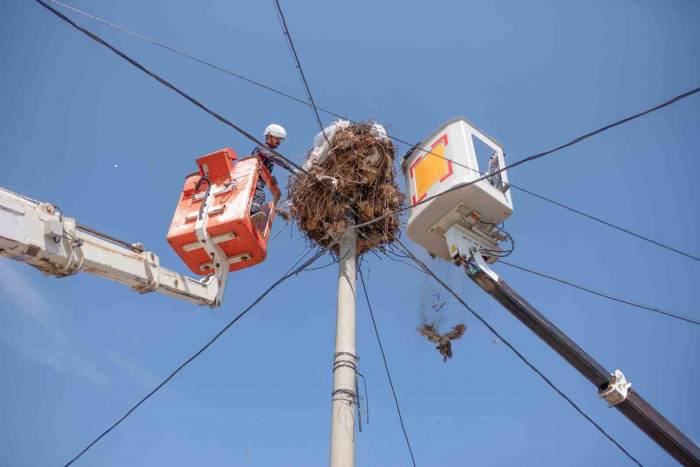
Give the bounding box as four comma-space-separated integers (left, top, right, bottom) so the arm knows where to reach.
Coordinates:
288, 122, 404, 255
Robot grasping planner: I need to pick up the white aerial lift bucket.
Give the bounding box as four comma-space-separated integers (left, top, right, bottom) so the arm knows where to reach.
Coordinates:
402, 117, 514, 261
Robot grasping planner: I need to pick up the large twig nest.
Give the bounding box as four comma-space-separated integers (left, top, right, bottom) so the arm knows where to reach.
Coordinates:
289, 122, 404, 255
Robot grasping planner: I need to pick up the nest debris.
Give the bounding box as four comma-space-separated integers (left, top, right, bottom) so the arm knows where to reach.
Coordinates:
419, 324, 467, 361
288, 122, 404, 255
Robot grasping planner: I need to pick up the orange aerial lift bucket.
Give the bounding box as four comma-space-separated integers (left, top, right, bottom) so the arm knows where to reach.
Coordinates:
166, 148, 277, 275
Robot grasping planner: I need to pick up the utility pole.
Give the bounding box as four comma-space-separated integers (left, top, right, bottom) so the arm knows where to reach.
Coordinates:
330, 218, 357, 467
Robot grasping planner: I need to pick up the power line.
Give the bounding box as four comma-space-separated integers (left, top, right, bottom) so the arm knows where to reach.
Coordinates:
272, 0, 330, 144
47, 0, 349, 121
358, 268, 417, 467
395, 240, 643, 466
393, 139, 699, 263
351, 84, 700, 235
62, 249, 326, 466
45, 0, 350, 118
35, 0, 307, 176
508, 185, 700, 262
48, 0, 700, 263
500, 260, 700, 326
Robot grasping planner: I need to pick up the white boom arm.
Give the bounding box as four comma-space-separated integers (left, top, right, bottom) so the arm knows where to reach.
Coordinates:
0, 187, 226, 307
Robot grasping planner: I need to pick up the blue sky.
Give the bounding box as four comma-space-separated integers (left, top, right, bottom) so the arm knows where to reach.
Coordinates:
1, 1, 698, 466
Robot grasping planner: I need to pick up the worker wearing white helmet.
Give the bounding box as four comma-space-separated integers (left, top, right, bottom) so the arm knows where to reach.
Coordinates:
250, 124, 291, 223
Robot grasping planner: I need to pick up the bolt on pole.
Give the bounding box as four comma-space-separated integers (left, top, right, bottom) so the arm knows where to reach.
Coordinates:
330, 219, 357, 467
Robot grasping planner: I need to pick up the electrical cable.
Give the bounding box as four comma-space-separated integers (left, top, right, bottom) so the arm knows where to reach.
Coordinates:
381, 249, 427, 275
351, 82, 700, 237
47, 0, 700, 262
272, 0, 330, 144
396, 240, 643, 466
44, 0, 352, 118
500, 260, 700, 326
508, 185, 700, 262
35, 0, 308, 177
398, 144, 698, 262
303, 260, 337, 271
62, 249, 326, 467
358, 267, 417, 467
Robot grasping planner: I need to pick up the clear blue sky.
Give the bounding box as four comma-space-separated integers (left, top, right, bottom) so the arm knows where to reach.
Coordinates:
1, 1, 698, 466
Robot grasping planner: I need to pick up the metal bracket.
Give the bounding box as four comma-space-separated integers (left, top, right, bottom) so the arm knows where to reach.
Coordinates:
446, 224, 500, 282
191, 183, 232, 201
194, 183, 229, 307
469, 249, 500, 282
56, 241, 84, 276
132, 251, 161, 293
599, 369, 632, 407
48, 211, 85, 277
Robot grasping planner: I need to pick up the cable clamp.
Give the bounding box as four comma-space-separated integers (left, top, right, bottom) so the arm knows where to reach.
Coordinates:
598, 369, 631, 407
332, 351, 359, 373
332, 388, 357, 404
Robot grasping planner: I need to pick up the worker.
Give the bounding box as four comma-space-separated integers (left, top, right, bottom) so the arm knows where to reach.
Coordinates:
250, 124, 291, 224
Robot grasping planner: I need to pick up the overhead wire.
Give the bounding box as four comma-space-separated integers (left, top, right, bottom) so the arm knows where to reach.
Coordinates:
350, 83, 700, 237
380, 248, 427, 275
508, 185, 700, 262
500, 260, 700, 326
46, 0, 349, 120
358, 267, 417, 467
34, 0, 308, 177
62, 248, 327, 467
395, 240, 643, 466
303, 260, 338, 271
272, 0, 330, 144
47, 0, 700, 263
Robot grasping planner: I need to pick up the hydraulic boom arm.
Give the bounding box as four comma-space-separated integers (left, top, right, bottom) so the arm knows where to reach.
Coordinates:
0, 187, 226, 307
446, 224, 700, 466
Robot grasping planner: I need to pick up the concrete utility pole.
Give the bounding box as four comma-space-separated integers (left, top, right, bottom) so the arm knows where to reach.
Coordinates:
330, 219, 357, 467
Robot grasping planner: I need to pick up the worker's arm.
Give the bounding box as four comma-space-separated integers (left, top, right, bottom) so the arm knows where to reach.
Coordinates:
257, 163, 282, 204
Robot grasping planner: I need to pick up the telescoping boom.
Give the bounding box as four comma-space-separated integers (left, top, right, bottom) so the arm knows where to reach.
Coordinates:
402, 117, 700, 466
0, 186, 225, 306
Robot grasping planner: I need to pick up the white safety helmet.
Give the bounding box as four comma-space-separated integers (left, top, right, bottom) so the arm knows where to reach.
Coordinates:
264, 124, 287, 140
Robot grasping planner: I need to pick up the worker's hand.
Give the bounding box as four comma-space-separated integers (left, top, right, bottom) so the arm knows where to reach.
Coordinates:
272, 183, 282, 204
271, 176, 279, 187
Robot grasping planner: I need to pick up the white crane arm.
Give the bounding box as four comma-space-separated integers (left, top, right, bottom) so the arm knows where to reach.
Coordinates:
0, 186, 224, 307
